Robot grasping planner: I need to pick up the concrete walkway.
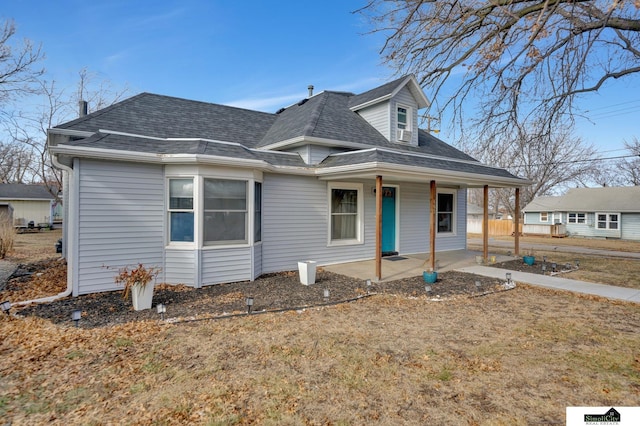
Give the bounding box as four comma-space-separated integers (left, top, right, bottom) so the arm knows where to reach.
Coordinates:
457, 265, 640, 303
324, 250, 640, 304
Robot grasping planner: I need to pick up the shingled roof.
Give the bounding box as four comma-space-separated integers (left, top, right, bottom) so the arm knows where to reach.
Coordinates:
523, 187, 640, 212
0, 184, 54, 200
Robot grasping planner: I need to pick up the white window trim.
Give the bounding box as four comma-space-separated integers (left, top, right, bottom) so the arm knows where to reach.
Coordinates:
396, 104, 412, 131
540, 212, 549, 223
166, 172, 262, 250
436, 189, 457, 237
203, 178, 249, 247
327, 182, 364, 246
167, 176, 196, 248
596, 212, 620, 230
568, 212, 586, 224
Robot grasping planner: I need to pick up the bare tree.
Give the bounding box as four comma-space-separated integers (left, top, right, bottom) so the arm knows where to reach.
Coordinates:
614, 138, 640, 185
3, 69, 130, 197
0, 140, 36, 183
359, 1, 640, 140
464, 121, 598, 216
0, 19, 44, 111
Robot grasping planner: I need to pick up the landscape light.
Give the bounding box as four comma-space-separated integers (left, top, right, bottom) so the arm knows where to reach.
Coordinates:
366, 279, 371, 293
543, 256, 547, 263
1, 301, 11, 315
575, 259, 580, 268
156, 303, 166, 321
506, 272, 512, 283
542, 264, 547, 273
246, 297, 254, 314
425, 285, 432, 294
323, 289, 330, 301
551, 263, 557, 273
71, 310, 82, 328
475, 280, 481, 288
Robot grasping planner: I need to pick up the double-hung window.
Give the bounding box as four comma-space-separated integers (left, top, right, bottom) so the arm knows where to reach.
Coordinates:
437, 192, 455, 233
397, 106, 408, 130
169, 178, 194, 242
329, 183, 363, 244
204, 178, 247, 245
540, 212, 549, 222
568, 213, 586, 224
597, 213, 619, 230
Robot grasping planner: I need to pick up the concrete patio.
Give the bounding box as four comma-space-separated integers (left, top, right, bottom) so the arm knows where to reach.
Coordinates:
323, 250, 513, 282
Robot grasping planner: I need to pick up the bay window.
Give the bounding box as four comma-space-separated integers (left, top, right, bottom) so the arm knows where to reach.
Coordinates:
168, 178, 194, 242
204, 178, 247, 245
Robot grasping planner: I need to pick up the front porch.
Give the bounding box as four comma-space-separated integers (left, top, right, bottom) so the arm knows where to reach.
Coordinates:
323, 250, 513, 282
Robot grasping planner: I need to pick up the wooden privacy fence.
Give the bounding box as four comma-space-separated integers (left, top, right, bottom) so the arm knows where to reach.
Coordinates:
467, 219, 523, 236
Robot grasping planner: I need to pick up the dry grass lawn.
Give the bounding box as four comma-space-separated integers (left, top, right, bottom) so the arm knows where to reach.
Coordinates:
1, 231, 639, 424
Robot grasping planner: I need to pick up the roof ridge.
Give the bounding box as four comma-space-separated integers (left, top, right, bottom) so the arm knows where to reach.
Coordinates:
301, 92, 330, 136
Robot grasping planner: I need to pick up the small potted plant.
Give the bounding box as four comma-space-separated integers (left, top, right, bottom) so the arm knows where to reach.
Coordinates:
114, 263, 161, 311
523, 249, 535, 266
423, 268, 437, 284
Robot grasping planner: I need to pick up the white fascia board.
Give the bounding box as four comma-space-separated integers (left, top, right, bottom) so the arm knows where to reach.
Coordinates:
258, 136, 372, 151
47, 128, 94, 138
50, 145, 273, 169
349, 94, 393, 112
315, 161, 530, 187
389, 75, 430, 109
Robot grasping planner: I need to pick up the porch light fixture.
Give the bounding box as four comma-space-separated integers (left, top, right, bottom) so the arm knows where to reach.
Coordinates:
71, 310, 82, 328
551, 263, 557, 273
246, 297, 254, 314
323, 289, 330, 301
506, 272, 512, 283
156, 303, 166, 321
1, 301, 11, 315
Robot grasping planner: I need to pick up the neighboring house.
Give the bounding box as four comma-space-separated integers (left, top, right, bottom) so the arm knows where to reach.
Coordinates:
0, 202, 14, 223
466, 204, 496, 234
522, 186, 640, 240
48, 75, 528, 296
0, 183, 55, 227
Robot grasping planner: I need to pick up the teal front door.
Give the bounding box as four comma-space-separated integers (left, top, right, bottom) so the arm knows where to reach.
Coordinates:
381, 186, 396, 254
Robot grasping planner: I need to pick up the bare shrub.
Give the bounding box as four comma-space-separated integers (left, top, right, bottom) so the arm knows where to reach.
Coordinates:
0, 211, 15, 259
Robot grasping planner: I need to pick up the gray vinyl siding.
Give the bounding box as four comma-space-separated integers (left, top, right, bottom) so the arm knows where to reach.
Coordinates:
621, 213, 640, 241
282, 145, 345, 165
165, 249, 196, 285
201, 247, 252, 285
284, 146, 310, 164
262, 173, 375, 272
357, 102, 389, 140
435, 189, 466, 251
253, 244, 263, 279
75, 160, 164, 295
524, 211, 552, 225
398, 182, 429, 253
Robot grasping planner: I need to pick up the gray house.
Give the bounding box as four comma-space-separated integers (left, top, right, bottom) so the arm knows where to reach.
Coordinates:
522, 186, 640, 240
48, 75, 527, 296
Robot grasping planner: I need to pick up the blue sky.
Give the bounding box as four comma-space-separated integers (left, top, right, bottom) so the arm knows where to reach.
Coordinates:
3, 0, 638, 154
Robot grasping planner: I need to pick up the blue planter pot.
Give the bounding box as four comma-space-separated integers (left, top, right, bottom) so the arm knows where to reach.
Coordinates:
523, 255, 535, 266
423, 271, 438, 283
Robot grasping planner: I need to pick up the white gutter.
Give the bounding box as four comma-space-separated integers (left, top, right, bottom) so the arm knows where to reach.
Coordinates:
15, 150, 73, 305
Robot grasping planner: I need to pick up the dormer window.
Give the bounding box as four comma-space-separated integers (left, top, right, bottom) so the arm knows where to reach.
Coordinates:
396, 105, 412, 142
397, 106, 408, 130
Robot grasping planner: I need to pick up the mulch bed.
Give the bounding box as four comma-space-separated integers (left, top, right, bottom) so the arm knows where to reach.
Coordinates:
8, 263, 510, 329
490, 258, 579, 275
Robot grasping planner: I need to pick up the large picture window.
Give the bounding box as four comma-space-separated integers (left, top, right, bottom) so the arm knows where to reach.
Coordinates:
204, 178, 247, 245
329, 183, 363, 244
437, 192, 454, 233
168, 178, 194, 242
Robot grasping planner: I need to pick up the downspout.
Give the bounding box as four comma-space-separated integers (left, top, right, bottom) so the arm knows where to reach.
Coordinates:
15, 151, 74, 305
